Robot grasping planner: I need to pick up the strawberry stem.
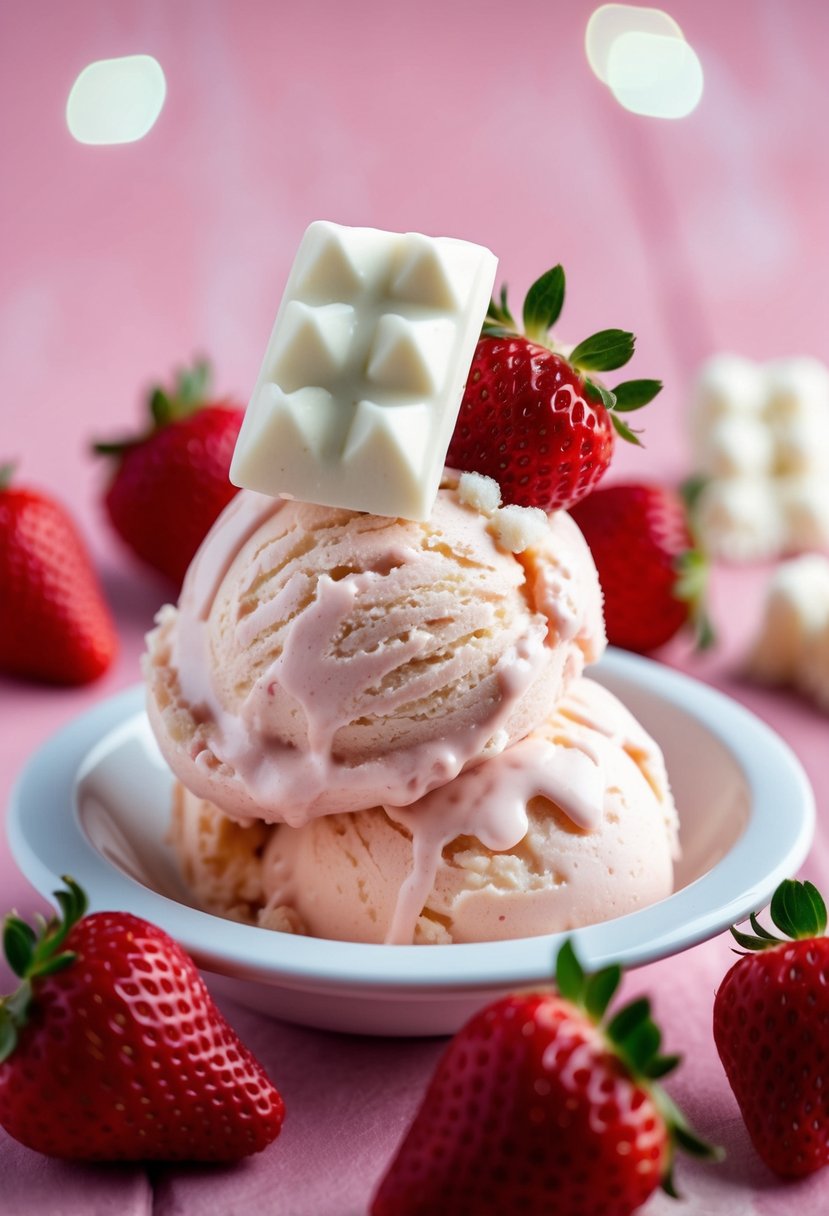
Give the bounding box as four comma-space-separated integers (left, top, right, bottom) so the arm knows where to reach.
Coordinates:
730, 879, 826, 952
0, 877, 88, 1063
674, 549, 715, 650
92, 358, 213, 459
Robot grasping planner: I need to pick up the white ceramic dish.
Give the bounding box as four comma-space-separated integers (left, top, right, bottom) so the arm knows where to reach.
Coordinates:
7, 649, 815, 1037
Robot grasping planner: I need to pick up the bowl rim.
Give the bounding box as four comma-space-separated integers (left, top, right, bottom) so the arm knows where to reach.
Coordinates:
7, 649, 815, 992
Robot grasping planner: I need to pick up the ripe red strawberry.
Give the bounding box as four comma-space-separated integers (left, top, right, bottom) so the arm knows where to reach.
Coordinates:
447, 267, 662, 512
569, 482, 713, 653
0, 878, 284, 1161
0, 465, 117, 685
95, 360, 243, 587
714, 878, 829, 1179
372, 941, 719, 1216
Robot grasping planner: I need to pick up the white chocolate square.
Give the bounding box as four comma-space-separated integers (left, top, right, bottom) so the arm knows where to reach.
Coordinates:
230, 220, 498, 520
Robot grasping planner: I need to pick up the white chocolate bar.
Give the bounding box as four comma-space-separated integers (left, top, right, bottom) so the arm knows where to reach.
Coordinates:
230, 221, 497, 520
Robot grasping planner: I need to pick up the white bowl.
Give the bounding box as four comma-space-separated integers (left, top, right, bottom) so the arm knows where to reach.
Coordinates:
7, 649, 815, 1037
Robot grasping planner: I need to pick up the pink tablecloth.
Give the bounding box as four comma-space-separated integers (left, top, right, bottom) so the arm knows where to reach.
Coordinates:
3, 1, 829, 1211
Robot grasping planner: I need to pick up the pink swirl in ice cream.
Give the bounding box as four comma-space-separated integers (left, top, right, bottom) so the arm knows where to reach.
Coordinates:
170, 677, 677, 944
145, 475, 605, 826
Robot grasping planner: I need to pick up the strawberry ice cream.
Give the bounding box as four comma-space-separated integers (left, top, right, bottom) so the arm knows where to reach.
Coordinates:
145, 472, 605, 825
144, 220, 680, 947
169, 677, 677, 944
147, 465, 684, 945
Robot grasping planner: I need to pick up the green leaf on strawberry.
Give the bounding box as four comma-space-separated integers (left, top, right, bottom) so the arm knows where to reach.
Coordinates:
731, 878, 827, 951
609, 414, 645, 446
522, 264, 566, 340
570, 328, 635, 372
96, 357, 216, 455
612, 379, 664, 411
0, 877, 87, 1063
583, 379, 617, 410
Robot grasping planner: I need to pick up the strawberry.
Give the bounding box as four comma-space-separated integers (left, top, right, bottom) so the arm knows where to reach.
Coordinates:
714, 878, 829, 1179
372, 941, 719, 1216
0, 878, 284, 1161
0, 464, 117, 685
94, 360, 244, 587
446, 266, 662, 512
569, 482, 713, 653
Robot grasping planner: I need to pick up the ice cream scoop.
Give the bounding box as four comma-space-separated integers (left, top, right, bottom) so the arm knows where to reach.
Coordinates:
146, 473, 605, 826
170, 678, 677, 945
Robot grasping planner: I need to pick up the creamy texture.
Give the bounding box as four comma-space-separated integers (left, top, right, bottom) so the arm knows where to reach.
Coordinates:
168, 781, 270, 922
145, 476, 605, 826
170, 679, 677, 945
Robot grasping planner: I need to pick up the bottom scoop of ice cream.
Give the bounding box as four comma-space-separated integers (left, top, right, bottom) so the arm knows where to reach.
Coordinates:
170, 678, 677, 945
145, 473, 605, 826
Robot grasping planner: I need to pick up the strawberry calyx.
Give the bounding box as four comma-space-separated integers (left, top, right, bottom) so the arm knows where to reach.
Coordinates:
93, 358, 214, 457
0, 877, 88, 1063
730, 878, 827, 953
556, 939, 723, 1196
482, 266, 662, 447
672, 477, 716, 650
674, 548, 715, 650
0, 462, 15, 492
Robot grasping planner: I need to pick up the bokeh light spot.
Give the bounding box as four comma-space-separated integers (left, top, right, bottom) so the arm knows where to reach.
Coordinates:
586, 4, 684, 85
66, 55, 166, 146
607, 31, 704, 119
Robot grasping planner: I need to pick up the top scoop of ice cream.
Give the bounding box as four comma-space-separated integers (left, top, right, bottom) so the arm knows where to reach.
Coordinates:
145, 474, 605, 825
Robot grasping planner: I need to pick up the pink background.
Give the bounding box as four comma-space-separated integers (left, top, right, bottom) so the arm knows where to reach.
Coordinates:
2, 0, 829, 1211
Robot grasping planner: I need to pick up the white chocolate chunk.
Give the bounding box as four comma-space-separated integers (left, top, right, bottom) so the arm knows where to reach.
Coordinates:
690, 352, 829, 561
746, 555, 829, 710
777, 476, 829, 552
765, 357, 829, 422
694, 477, 784, 562
231, 220, 497, 520
491, 504, 550, 553
691, 353, 766, 436
457, 471, 502, 514
693, 415, 774, 478
772, 412, 829, 475
455, 470, 548, 553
